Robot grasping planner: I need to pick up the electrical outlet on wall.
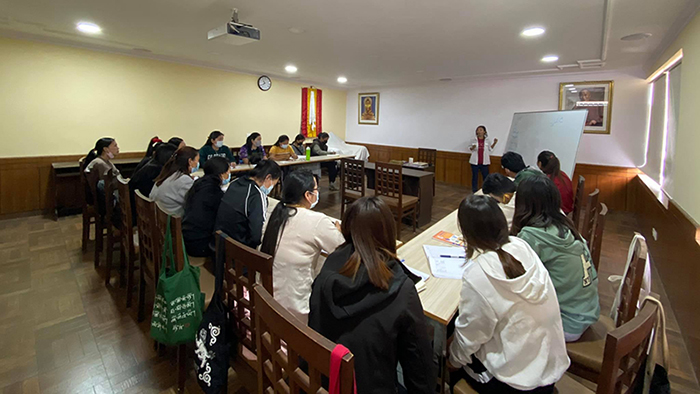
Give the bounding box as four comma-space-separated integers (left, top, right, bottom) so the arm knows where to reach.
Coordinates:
652, 228, 658, 241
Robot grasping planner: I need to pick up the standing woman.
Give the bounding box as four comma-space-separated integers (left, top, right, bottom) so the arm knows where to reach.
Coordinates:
269, 134, 298, 161
308, 197, 436, 393
468, 125, 498, 193
239, 132, 267, 164
260, 170, 344, 323
448, 195, 568, 393
537, 151, 574, 214
149, 146, 199, 216
199, 130, 235, 166
215, 160, 281, 249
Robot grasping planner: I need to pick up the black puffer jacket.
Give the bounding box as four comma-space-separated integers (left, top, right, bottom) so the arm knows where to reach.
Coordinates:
182, 175, 224, 257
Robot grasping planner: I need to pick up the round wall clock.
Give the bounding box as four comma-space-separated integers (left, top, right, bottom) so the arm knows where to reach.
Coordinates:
258, 75, 272, 91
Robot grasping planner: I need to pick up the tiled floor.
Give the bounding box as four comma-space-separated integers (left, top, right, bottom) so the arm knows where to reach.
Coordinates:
0, 180, 698, 393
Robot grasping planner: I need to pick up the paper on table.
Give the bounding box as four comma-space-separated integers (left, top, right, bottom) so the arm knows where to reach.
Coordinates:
404, 265, 430, 282
423, 245, 467, 279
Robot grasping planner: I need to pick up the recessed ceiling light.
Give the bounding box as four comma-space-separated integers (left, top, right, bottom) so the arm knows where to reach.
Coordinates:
289, 27, 305, 34
565, 84, 574, 87
337, 76, 347, 84
621, 33, 652, 41
76, 22, 101, 34
541, 55, 559, 63
521, 27, 545, 37
285, 65, 297, 73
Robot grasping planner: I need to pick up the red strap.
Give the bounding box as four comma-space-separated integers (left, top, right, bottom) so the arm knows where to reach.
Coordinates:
329, 344, 356, 394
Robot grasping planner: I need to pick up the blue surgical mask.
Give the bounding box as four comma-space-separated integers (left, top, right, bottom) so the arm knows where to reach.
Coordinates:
310, 191, 319, 209
216, 140, 224, 148
191, 162, 200, 174
260, 183, 273, 195
222, 173, 231, 186
281, 144, 289, 150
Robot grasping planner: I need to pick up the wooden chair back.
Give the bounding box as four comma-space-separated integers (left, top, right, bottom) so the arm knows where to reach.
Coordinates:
616, 236, 648, 327
581, 189, 600, 245
102, 169, 117, 226
117, 175, 135, 247
590, 203, 608, 272
79, 157, 90, 207
340, 158, 365, 195
597, 302, 657, 394
572, 175, 586, 228
417, 148, 437, 168
375, 162, 403, 203
135, 190, 159, 280
254, 286, 355, 394
216, 231, 273, 357
154, 202, 185, 271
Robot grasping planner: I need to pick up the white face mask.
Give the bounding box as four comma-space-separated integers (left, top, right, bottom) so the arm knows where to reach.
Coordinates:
215, 140, 224, 148
256, 140, 262, 147
107, 151, 114, 159
310, 190, 319, 209
281, 144, 289, 150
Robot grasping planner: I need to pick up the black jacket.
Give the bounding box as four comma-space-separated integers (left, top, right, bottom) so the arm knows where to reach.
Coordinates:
311, 138, 330, 156
308, 243, 436, 394
214, 176, 267, 250
183, 175, 224, 257
128, 161, 163, 222
133, 156, 152, 175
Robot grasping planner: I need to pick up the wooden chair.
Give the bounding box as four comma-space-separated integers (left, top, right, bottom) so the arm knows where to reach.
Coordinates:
581, 189, 600, 246
589, 203, 608, 272
86, 163, 104, 268
101, 169, 123, 287
116, 175, 138, 308
374, 162, 419, 235
254, 286, 355, 394
134, 190, 160, 323
79, 157, 98, 253
455, 302, 658, 394
417, 148, 437, 196
340, 158, 366, 218
216, 230, 274, 371
566, 236, 649, 383
572, 176, 586, 229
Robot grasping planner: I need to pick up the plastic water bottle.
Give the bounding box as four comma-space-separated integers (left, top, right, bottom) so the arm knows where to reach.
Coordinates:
305, 146, 311, 161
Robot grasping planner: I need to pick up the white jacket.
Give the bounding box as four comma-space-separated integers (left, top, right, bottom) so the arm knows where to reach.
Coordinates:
449, 237, 570, 390
149, 171, 194, 216
468, 137, 495, 165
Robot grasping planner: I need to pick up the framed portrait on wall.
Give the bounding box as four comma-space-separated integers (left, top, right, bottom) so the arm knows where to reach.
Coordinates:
358, 93, 379, 125
558, 81, 613, 134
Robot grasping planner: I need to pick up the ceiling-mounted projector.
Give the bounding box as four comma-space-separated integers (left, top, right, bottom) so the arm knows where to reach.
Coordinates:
207, 8, 260, 45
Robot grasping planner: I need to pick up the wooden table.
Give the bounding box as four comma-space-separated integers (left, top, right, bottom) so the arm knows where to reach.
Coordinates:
196, 154, 355, 176
364, 162, 434, 227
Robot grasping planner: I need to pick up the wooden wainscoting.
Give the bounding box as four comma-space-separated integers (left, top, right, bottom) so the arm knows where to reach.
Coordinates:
0, 152, 143, 216
631, 175, 700, 379
349, 142, 639, 211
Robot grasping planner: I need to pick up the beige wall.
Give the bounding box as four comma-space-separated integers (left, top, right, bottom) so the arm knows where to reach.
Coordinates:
0, 37, 347, 158
652, 13, 700, 222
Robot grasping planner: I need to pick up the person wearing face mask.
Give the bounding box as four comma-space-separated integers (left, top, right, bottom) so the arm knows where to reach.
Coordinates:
311, 132, 339, 191
239, 132, 267, 165
84, 137, 121, 189
260, 170, 344, 324
183, 157, 231, 258
269, 134, 298, 161
215, 159, 282, 249
199, 130, 235, 166
149, 146, 200, 216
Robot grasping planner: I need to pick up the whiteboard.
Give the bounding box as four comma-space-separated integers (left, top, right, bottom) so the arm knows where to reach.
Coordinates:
504, 110, 587, 176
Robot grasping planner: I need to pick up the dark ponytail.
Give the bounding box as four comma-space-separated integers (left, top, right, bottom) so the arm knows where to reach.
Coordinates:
154, 146, 198, 186
85, 137, 115, 167
260, 170, 318, 257
205, 130, 224, 147
538, 150, 562, 180
458, 195, 525, 279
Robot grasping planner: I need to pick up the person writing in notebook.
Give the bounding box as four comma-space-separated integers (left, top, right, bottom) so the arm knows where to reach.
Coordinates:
481, 173, 517, 230
501, 151, 542, 186
537, 151, 574, 214
269, 134, 298, 161
468, 125, 498, 193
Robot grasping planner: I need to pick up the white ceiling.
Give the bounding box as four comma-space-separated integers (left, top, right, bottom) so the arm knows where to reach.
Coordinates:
0, 0, 697, 88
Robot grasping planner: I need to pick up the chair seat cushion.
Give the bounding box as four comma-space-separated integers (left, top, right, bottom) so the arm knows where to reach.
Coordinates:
554, 373, 596, 393
377, 194, 419, 208
199, 267, 216, 310
343, 190, 364, 199
189, 255, 209, 268
566, 315, 616, 373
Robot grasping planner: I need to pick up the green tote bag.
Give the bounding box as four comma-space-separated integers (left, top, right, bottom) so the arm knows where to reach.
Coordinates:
150, 217, 203, 345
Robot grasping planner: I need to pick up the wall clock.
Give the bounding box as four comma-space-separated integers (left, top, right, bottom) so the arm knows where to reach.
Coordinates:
258, 75, 271, 91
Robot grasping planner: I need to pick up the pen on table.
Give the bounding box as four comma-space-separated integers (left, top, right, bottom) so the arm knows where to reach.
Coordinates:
440, 254, 466, 259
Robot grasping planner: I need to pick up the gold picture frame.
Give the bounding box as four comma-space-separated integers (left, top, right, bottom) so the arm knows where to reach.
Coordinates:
358, 92, 379, 125
558, 81, 614, 134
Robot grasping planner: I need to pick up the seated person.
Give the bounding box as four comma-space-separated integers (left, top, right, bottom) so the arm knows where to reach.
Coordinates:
269, 134, 298, 161
84, 137, 121, 225
183, 157, 230, 257
310, 132, 339, 191
511, 176, 600, 342
309, 197, 436, 394
129, 143, 177, 221
501, 151, 542, 186
215, 160, 281, 249
449, 194, 568, 393
481, 173, 516, 229
167, 137, 185, 150
239, 132, 267, 164
260, 170, 344, 324
149, 147, 199, 216
291, 133, 307, 157
134, 136, 162, 174
538, 150, 574, 214
199, 130, 235, 166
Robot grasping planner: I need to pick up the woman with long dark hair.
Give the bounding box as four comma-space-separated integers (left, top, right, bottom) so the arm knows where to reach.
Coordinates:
260, 170, 343, 323
468, 125, 498, 192
448, 195, 568, 393
149, 146, 199, 216
537, 150, 574, 214
134, 136, 163, 174
511, 176, 600, 342
239, 132, 267, 164
308, 197, 436, 394
183, 157, 230, 257
199, 130, 234, 166
215, 159, 281, 249
269, 134, 298, 161
167, 137, 185, 150
84, 137, 120, 187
